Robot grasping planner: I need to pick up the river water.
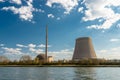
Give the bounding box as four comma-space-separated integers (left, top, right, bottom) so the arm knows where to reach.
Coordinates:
0, 67, 119, 80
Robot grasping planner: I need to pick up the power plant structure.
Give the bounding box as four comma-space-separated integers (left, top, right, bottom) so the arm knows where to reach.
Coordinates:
45, 25, 48, 62
36, 54, 53, 62
72, 37, 97, 61
36, 54, 45, 62
36, 25, 54, 62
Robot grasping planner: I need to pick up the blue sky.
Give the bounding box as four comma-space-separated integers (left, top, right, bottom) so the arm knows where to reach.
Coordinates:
0, 0, 120, 60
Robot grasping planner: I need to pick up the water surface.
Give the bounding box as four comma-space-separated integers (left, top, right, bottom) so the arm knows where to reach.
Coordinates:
0, 67, 120, 80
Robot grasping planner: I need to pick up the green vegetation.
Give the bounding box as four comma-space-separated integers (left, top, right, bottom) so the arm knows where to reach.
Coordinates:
0, 55, 120, 66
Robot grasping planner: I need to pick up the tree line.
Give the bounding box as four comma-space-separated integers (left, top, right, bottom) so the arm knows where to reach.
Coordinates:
0, 55, 120, 65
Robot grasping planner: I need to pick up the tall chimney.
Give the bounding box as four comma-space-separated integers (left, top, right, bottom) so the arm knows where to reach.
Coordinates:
45, 25, 48, 62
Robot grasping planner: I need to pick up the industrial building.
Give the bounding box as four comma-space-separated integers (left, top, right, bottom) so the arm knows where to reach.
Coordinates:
48, 56, 53, 62
36, 54, 45, 62
36, 54, 53, 62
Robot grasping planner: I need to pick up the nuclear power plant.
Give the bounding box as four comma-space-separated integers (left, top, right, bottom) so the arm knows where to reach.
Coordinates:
72, 37, 97, 61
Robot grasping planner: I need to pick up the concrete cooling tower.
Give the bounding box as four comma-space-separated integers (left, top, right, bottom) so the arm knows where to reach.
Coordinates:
72, 37, 97, 61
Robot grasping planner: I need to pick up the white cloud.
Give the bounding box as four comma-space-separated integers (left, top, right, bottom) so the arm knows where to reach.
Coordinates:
83, 0, 120, 29
9, 0, 22, 5
49, 49, 72, 54
29, 48, 36, 52
29, 47, 44, 54
60, 49, 72, 54
34, 49, 44, 54
16, 43, 51, 48
0, 44, 4, 47
99, 50, 108, 53
16, 44, 27, 48
48, 14, 54, 18
87, 24, 112, 29
37, 44, 51, 48
27, 44, 48, 54
37, 44, 45, 48
46, 0, 79, 14
28, 44, 36, 48
48, 49, 73, 60
1, 0, 35, 21
2, 47, 22, 55
87, 25, 99, 29
1, 0, 45, 22
78, 7, 83, 12
34, 9, 44, 13
110, 39, 120, 42
57, 17, 60, 20
2, 6, 34, 21
1, 43, 73, 60
0, 0, 4, 2
97, 47, 120, 59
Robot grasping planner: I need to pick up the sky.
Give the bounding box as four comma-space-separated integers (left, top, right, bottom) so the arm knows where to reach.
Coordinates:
0, 0, 120, 60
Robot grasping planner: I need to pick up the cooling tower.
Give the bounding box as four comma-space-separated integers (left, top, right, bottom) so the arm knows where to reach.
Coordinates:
72, 37, 97, 61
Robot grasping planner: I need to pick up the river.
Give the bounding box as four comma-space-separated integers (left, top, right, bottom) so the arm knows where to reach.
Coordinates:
0, 67, 119, 80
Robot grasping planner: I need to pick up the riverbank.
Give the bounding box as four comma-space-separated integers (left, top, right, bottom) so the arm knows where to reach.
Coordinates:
0, 65, 120, 67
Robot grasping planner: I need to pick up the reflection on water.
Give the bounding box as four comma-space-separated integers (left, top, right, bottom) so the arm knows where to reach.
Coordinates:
74, 67, 96, 80
0, 67, 120, 80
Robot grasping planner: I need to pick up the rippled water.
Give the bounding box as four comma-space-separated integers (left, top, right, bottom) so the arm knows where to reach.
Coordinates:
0, 67, 120, 80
